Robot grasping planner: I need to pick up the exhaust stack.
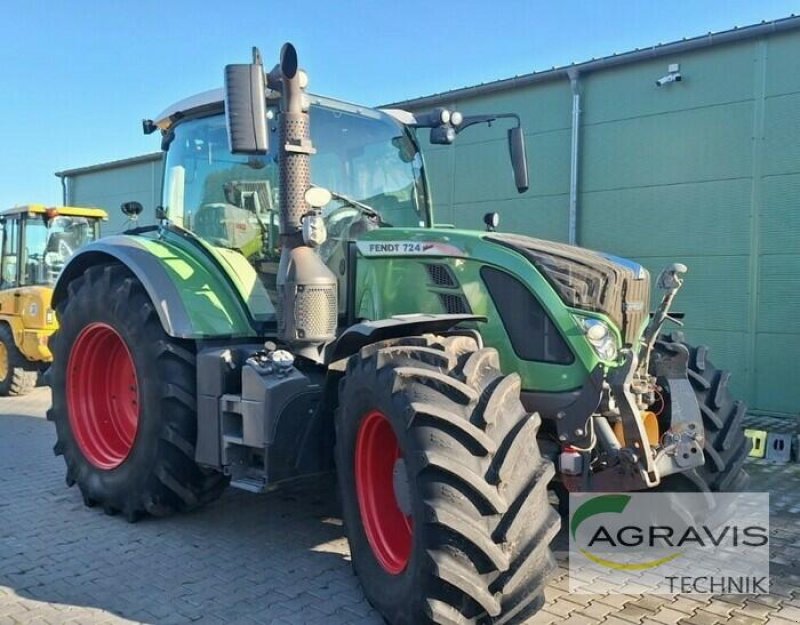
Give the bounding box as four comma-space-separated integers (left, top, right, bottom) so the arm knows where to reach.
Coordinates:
272, 44, 337, 351
274, 43, 312, 244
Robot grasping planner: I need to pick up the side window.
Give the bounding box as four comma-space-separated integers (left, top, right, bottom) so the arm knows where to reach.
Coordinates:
481, 266, 574, 364
1, 217, 19, 288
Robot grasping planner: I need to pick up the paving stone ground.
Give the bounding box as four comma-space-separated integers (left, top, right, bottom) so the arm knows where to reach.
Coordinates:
1, 388, 798, 625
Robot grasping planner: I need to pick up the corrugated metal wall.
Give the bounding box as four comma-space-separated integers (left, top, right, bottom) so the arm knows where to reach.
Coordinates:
410, 30, 800, 416
66, 157, 163, 236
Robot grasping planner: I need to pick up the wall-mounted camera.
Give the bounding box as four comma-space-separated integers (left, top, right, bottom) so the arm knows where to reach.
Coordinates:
656, 63, 682, 87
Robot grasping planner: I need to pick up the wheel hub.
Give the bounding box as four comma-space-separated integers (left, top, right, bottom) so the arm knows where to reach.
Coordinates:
392, 458, 412, 516
354, 410, 413, 575
67, 323, 140, 470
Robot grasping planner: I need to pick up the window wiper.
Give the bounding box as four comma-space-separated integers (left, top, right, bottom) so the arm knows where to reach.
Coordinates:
327, 190, 385, 224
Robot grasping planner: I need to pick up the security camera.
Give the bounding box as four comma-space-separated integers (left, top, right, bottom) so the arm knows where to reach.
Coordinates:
656, 72, 682, 87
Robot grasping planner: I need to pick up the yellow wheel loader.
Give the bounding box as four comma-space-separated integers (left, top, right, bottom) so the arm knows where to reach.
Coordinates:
0, 205, 106, 395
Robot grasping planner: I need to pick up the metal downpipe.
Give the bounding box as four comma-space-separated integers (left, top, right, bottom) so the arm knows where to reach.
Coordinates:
57, 174, 68, 205
567, 69, 581, 245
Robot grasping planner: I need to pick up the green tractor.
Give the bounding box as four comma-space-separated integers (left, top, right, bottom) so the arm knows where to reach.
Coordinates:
48, 44, 749, 625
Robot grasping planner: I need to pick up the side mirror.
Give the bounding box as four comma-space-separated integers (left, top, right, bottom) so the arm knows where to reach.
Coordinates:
121, 201, 144, 218
508, 127, 529, 193
224, 48, 269, 155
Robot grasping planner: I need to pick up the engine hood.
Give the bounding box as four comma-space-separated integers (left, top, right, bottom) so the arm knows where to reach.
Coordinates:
486, 233, 650, 345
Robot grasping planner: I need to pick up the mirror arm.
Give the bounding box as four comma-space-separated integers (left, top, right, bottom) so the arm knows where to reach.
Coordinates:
455, 112, 520, 134
409, 109, 528, 193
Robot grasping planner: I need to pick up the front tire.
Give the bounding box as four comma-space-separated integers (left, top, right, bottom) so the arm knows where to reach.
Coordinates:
0, 324, 38, 396
336, 335, 559, 625
48, 263, 227, 521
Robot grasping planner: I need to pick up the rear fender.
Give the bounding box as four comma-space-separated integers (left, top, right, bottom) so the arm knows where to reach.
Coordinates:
52, 236, 258, 339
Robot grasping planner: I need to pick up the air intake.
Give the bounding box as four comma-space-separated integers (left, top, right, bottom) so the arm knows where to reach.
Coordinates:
425, 263, 458, 289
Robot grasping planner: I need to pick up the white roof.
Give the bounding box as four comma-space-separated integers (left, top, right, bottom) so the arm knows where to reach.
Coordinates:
153, 88, 225, 130
152, 88, 415, 131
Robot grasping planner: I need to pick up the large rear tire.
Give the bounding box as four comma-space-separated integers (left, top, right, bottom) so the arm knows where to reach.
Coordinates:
653, 333, 750, 492
0, 324, 38, 396
336, 335, 559, 625
48, 263, 228, 521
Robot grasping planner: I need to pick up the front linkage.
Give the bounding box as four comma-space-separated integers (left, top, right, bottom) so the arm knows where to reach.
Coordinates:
558, 263, 705, 492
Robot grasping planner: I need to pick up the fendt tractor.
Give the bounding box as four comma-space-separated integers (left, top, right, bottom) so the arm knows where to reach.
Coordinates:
48, 44, 749, 624
0, 204, 105, 396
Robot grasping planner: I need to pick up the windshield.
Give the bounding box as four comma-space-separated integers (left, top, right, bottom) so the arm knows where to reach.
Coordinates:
162, 102, 428, 261
24, 215, 97, 286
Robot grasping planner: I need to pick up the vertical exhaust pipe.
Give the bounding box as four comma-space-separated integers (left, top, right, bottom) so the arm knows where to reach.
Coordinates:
273, 43, 338, 352
275, 43, 312, 248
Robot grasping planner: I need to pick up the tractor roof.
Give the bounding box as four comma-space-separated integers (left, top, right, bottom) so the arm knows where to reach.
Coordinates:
1, 205, 108, 219
151, 88, 414, 132
153, 88, 224, 131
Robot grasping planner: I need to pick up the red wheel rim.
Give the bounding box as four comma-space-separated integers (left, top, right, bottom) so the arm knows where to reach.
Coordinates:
355, 410, 413, 574
67, 323, 140, 470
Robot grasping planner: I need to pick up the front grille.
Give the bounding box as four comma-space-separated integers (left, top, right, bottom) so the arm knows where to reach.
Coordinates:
622, 274, 650, 346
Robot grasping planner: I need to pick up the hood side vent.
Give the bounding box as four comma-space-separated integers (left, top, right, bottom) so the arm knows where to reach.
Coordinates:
425, 263, 458, 289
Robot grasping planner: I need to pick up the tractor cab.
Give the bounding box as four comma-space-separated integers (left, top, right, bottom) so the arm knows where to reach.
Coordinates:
0, 205, 106, 289
157, 93, 429, 309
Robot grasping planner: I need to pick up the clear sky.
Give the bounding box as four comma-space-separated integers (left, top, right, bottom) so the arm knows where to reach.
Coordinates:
1, 0, 798, 208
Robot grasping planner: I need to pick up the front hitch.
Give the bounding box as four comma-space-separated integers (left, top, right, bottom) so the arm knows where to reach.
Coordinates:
561, 263, 706, 492
561, 345, 705, 492
563, 349, 662, 491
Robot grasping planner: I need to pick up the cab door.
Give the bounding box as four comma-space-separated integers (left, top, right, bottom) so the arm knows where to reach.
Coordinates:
0, 215, 21, 289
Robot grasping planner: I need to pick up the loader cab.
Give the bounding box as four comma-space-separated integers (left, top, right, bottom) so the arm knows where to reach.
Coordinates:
0, 206, 105, 289
157, 92, 431, 310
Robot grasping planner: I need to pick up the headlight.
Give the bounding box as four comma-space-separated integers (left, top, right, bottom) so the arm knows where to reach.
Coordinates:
577, 317, 619, 362
45, 310, 55, 325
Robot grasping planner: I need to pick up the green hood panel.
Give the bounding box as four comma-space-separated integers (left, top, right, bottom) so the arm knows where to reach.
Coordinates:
354, 228, 621, 392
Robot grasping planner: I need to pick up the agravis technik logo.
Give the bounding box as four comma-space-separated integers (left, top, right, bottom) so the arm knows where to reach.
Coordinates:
568, 492, 770, 594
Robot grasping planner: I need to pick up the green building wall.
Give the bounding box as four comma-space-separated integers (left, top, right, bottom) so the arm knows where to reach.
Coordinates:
58, 154, 163, 236
405, 29, 800, 417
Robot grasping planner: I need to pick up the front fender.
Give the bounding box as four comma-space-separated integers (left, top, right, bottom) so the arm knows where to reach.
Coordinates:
325, 313, 484, 363
53, 235, 259, 339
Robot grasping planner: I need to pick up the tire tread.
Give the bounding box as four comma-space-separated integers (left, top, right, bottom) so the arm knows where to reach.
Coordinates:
655, 338, 750, 493
336, 335, 558, 625
49, 262, 227, 519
